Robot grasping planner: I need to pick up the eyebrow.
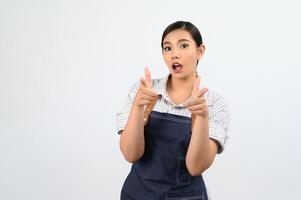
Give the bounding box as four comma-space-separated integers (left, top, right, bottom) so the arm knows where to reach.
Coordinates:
163, 39, 191, 46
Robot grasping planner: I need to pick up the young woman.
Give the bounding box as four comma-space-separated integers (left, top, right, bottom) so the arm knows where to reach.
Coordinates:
116, 21, 230, 200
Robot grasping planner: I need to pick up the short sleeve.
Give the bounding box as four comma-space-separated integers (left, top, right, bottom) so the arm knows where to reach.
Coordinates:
208, 94, 230, 154
116, 81, 140, 134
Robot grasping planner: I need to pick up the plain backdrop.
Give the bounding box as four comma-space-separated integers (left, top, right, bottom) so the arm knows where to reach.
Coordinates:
1, 0, 301, 199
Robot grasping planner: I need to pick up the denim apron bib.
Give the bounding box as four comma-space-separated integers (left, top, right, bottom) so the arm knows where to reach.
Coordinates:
121, 111, 208, 200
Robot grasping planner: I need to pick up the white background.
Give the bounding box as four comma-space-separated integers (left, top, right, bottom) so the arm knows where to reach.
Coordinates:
1, 0, 301, 199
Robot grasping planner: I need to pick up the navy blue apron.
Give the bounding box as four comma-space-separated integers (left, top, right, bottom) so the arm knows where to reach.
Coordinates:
121, 111, 208, 200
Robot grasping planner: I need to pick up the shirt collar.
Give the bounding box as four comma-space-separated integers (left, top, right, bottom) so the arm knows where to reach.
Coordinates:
153, 74, 212, 107
153, 74, 170, 96
153, 74, 186, 108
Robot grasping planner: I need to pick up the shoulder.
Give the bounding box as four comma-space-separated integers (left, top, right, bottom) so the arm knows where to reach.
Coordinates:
205, 88, 229, 110
126, 80, 140, 97
152, 78, 163, 87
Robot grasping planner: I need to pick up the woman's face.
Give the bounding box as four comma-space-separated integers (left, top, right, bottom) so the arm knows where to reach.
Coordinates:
162, 29, 205, 80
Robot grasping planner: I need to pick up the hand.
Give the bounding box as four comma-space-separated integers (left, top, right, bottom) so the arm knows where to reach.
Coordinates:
133, 67, 158, 107
183, 77, 208, 118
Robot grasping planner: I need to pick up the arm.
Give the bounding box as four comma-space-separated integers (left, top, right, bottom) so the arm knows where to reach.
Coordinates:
186, 115, 218, 176
119, 68, 157, 163
186, 96, 230, 175
184, 78, 221, 176
119, 102, 145, 163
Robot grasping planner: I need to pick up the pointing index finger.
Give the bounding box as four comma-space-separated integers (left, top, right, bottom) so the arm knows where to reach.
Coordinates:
192, 77, 200, 97
144, 67, 152, 88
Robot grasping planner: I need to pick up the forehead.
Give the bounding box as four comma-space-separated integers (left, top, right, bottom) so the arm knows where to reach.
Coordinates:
163, 29, 193, 43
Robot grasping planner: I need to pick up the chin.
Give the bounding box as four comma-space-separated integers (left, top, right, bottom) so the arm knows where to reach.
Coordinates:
171, 73, 188, 79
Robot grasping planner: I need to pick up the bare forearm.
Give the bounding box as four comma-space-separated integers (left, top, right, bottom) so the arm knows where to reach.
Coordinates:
186, 116, 217, 175
120, 104, 145, 163
119, 69, 157, 163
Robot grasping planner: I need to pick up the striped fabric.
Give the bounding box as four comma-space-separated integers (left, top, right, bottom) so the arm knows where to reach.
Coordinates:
116, 74, 230, 154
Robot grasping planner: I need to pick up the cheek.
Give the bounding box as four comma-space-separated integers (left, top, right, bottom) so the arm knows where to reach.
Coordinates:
162, 54, 170, 65
185, 50, 199, 63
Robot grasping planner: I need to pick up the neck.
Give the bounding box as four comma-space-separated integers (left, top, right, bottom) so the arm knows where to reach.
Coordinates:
168, 73, 197, 93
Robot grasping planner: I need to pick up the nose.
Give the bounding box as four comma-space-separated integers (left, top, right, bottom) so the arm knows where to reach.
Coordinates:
171, 49, 180, 60
172, 55, 179, 60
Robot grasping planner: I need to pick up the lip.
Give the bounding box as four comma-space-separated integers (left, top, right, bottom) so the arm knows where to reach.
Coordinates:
172, 62, 182, 66
171, 62, 183, 73
171, 62, 183, 69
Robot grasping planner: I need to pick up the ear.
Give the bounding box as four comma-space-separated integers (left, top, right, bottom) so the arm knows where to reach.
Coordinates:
197, 44, 205, 60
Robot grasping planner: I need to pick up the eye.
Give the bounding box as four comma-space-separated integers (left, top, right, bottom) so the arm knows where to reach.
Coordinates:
180, 44, 189, 49
163, 46, 171, 52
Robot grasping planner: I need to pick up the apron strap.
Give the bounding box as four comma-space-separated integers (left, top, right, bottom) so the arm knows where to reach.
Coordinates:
143, 98, 196, 129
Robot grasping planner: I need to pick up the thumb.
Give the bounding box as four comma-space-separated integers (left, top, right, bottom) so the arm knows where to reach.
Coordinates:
144, 67, 152, 88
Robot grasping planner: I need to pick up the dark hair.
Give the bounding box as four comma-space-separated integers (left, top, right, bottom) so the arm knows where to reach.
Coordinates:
161, 21, 203, 49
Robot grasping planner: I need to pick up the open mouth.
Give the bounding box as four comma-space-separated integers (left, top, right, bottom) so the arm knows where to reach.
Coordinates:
172, 63, 183, 73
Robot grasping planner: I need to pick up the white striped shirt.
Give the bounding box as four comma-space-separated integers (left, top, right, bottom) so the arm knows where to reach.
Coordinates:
116, 74, 230, 154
